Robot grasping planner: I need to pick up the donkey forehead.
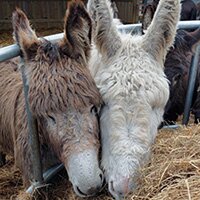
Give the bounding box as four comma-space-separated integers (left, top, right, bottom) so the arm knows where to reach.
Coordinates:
38, 39, 60, 58
27, 40, 102, 115
40, 40, 56, 50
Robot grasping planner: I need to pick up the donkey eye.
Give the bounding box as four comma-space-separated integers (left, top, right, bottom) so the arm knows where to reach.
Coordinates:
48, 115, 56, 124
91, 106, 98, 115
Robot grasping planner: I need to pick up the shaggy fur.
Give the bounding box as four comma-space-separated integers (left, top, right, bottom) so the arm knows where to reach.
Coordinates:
164, 28, 200, 124
0, 1, 104, 197
87, 0, 180, 199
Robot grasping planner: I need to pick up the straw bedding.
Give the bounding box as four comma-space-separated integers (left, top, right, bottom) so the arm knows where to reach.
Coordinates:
1, 123, 200, 200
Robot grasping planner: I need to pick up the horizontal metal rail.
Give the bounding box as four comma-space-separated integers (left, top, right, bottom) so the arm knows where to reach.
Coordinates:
0, 33, 64, 62
1, 20, 200, 62
162, 124, 181, 129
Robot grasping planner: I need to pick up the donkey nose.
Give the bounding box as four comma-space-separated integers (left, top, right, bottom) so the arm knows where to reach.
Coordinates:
75, 171, 105, 197
76, 185, 101, 196
109, 177, 132, 200
84, 171, 104, 195
75, 181, 102, 197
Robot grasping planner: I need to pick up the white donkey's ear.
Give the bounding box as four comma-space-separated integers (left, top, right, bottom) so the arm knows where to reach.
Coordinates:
87, 0, 122, 59
87, 0, 97, 22
12, 8, 39, 59
61, 0, 92, 62
142, 0, 181, 64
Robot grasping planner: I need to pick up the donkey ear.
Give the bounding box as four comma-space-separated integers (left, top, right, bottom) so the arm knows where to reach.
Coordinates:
190, 28, 200, 53
12, 8, 39, 59
62, 0, 92, 60
142, 0, 180, 64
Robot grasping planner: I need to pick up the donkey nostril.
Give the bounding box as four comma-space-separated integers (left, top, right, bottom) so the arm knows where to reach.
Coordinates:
99, 172, 103, 181
110, 180, 115, 192
109, 180, 127, 199
118, 191, 123, 196
76, 185, 101, 197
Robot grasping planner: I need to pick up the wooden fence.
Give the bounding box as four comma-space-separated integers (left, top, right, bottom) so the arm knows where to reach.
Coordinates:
0, 0, 140, 31
115, 0, 139, 24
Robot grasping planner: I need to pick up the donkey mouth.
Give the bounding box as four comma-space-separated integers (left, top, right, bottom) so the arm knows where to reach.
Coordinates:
74, 185, 101, 197
75, 186, 88, 197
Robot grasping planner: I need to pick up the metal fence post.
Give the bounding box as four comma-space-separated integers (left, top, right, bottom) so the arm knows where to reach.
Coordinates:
19, 56, 43, 186
182, 45, 200, 125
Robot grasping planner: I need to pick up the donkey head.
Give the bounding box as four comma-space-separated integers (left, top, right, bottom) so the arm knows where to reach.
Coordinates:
12, 1, 104, 197
88, 0, 180, 199
164, 28, 200, 124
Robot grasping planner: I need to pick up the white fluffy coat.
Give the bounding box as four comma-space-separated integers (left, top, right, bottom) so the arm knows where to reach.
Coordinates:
87, 0, 181, 199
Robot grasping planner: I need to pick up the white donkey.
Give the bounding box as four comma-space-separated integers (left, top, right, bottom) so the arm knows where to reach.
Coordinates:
87, 0, 180, 199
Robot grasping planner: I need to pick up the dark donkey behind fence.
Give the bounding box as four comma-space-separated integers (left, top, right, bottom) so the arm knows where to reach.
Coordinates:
0, 0, 104, 197
163, 28, 200, 124
142, 0, 197, 33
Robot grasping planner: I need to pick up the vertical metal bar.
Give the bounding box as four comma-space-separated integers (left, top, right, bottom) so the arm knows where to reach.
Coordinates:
19, 56, 43, 185
182, 45, 200, 125
26, 163, 65, 194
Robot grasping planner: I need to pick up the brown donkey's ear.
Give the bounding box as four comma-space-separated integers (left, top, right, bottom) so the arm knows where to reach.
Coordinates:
61, 0, 92, 61
12, 8, 39, 59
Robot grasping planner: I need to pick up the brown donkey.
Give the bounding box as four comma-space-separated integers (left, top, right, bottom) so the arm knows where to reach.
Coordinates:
0, 0, 104, 197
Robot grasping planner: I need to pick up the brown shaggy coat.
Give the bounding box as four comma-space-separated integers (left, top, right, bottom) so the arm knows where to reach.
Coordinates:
0, 1, 102, 187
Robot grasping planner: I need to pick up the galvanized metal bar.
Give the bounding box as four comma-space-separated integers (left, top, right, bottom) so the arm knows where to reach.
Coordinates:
162, 124, 181, 129
1, 21, 200, 62
19, 57, 43, 185
0, 33, 64, 62
182, 45, 200, 125
0, 44, 20, 62
177, 20, 200, 29
117, 20, 200, 33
